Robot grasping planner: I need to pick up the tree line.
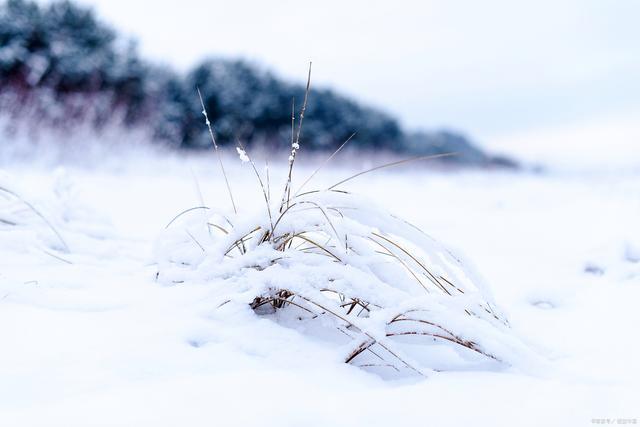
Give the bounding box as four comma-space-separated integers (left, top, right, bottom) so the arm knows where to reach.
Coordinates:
0, 0, 512, 165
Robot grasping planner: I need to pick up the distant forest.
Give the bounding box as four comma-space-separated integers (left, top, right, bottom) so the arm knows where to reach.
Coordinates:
0, 0, 513, 166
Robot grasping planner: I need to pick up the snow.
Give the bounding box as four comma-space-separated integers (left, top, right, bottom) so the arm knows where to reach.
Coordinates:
235, 146, 250, 163
1, 140, 639, 426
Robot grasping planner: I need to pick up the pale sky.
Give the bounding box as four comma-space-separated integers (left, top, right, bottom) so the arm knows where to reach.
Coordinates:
51, 0, 640, 151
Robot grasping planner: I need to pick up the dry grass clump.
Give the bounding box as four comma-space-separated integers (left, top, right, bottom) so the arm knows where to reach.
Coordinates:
157, 64, 525, 376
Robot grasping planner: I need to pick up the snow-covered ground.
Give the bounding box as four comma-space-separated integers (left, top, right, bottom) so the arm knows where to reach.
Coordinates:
1, 141, 639, 426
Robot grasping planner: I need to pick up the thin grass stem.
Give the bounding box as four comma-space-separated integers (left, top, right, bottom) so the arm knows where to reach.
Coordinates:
198, 87, 237, 214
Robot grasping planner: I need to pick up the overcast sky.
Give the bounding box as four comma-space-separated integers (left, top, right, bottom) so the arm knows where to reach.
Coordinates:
61, 0, 639, 150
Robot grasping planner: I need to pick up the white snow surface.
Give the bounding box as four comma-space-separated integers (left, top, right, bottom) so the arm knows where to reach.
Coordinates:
1, 142, 639, 426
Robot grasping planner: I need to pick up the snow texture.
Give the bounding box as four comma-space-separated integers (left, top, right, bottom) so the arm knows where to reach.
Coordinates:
1, 137, 639, 426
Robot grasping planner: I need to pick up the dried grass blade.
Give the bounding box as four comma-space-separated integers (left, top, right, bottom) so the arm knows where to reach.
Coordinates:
0, 187, 68, 252
198, 87, 237, 214
328, 152, 457, 190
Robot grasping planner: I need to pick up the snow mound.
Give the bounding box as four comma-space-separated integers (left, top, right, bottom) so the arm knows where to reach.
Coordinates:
155, 183, 536, 377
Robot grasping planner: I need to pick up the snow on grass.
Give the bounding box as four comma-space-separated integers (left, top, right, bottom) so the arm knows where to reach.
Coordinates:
154, 161, 538, 376
1, 145, 639, 425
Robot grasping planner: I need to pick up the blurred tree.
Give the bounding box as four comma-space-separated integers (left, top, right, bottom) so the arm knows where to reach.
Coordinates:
0, 0, 505, 166
185, 59, 403, 150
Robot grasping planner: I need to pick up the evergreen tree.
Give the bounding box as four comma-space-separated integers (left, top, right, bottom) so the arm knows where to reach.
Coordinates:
0, 0, 505, 165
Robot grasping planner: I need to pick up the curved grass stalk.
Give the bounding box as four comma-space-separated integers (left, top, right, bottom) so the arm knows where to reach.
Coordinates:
386, 331, 499, 361
0, 186, 69, 252
371, 231, 451, 295
293, 200, 342, 246
278, 233, 342, 262
165, 206, 210, 229
367, 236, 430, 293
223, 226, 262, 256
327, 152, 457, 191
207, 222, 230, 235
293, 293, 425, 376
